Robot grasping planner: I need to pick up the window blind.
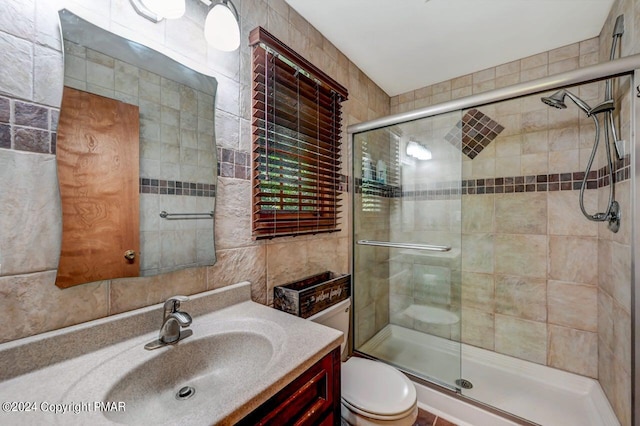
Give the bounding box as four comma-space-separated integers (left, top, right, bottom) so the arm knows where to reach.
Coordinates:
249, 27, 348, 239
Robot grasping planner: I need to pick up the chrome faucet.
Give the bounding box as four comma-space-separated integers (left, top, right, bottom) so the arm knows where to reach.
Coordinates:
144, 296, 193, 350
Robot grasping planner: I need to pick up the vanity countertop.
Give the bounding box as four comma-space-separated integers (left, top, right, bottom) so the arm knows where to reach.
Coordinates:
0, 282, 342, 425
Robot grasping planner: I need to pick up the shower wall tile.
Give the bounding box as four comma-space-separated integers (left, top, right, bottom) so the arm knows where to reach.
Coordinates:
495, 275, 546, 322
610, 241, 632, 313
388, 10, 634, 417
548, 236, 598, 285
461, 272, 494, 311
547, 281, 597, 332
461, 233, 494, 274
461, 308, 494, 350
548, 324, 597, 378
495, 315, 547, 364
494, 234, 546, 278
599, 344, 632, 426
547, 191, 598, 237
494, 193, 546, 234
356, 302, 376, 348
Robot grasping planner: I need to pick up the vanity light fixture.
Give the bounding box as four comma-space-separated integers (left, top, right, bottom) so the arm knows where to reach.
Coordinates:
129, 0, 240, 52
203, 0, 240, 51
406, 140, 432, 161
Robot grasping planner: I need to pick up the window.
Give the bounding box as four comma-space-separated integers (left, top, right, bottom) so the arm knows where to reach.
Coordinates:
249, 27, 348, 239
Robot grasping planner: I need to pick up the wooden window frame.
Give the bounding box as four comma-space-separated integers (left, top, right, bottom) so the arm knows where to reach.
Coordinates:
249, 27, 348, 239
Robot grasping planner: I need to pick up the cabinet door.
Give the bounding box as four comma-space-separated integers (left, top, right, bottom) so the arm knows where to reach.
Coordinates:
56, 87, 140, 288
239, 348, 341, 426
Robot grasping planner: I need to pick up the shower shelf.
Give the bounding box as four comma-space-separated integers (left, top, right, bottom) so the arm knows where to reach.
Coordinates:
356, 240, 451, 252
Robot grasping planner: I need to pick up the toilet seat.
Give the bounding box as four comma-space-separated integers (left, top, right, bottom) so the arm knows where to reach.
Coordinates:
341, 357, 417, 420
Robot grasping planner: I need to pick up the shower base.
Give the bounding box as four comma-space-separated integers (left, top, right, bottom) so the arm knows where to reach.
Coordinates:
359, 324, 619, 426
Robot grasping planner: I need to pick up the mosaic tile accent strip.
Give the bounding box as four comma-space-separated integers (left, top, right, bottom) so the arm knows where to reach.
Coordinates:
354, 155, 631, 199
140, 178, 216, 197
444, 108, 504, 159
0, 96, 58, 154
218, 147, 250, 180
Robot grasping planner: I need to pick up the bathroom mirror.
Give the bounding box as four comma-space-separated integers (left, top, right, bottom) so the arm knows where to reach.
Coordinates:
56, 10, 217, 288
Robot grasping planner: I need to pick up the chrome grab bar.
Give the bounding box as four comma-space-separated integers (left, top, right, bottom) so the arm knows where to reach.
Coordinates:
160, 211, 214, 220
356, 240, 451, 252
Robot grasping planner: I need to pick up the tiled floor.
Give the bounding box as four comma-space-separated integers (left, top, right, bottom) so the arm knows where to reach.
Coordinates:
414, 407, 458, 426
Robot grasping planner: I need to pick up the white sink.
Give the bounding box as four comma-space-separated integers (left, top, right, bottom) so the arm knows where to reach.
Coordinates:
62, 318, 284, 425
0, 283, 343, 426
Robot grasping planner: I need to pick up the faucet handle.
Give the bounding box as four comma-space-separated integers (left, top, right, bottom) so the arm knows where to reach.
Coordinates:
164, 295, 190, 313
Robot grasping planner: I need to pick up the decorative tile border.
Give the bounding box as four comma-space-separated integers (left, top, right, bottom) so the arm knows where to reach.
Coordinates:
355, 155, 631, 199
0, 96, 58, 154
218, 147, 249, 180
139, 178, 216, 197
445, 108, 505, 160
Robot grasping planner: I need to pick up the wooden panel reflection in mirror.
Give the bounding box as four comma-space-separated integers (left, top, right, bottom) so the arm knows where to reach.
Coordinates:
56, 87, 140, 288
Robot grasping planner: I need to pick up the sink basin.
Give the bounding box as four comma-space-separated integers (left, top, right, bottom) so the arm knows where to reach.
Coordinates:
61, 317, 285, 425
105, 330, 275, 424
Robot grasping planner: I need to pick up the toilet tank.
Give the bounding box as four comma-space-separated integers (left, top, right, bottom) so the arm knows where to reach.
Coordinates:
307, 298, 351, 356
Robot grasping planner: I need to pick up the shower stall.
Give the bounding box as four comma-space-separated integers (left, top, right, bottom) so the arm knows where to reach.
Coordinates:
349, 54, 639, 426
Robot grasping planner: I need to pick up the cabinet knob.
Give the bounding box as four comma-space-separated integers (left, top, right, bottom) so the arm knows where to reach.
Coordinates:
124, 250, 136, 262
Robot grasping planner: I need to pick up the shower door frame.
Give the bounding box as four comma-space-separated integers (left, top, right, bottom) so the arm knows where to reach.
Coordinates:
348, 53, 640, 426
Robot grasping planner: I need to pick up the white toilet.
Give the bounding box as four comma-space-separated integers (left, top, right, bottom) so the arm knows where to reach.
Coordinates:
308, 298, 418, 426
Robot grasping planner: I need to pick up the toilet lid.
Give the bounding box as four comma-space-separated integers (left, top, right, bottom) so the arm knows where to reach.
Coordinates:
341, 357, 417, 418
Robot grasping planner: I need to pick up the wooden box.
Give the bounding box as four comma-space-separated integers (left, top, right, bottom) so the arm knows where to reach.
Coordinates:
274, 271, 351, 319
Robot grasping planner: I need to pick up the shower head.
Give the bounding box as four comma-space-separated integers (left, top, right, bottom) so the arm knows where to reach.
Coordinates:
541, 91, 567, 109
541, 89, 592, 115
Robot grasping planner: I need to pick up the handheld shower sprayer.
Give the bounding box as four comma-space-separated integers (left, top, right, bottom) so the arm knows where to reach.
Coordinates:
540, 89, 591, 114
539, 15, 625, 233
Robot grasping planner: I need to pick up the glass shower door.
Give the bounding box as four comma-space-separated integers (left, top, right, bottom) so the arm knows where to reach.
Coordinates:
353, 111, 462, 390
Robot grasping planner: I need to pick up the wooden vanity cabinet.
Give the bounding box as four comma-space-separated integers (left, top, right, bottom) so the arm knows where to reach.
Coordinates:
238, 347, 341, 426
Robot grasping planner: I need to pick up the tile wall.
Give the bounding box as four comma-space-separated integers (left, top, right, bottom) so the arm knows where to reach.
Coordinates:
388, 1, 636, 423
0, 0, 389, 343
595, 0, 637, 423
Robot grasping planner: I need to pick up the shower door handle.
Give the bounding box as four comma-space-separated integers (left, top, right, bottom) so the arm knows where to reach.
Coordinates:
356, 240, 451, 252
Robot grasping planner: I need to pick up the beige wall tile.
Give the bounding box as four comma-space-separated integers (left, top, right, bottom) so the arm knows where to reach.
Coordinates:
265, 239, 309, 305
522, 129, 549, 154
0, 271, 108, 343
110, 267, 207, 314
495, 275, 546, 322
461, 195, 494, 233
521, 52, 548, 70
548, 324, 597, 377
206, 245, 267, 303
610, 241, 632, 313
548, 281, 597, 331
548, 191, 598, 237
495, 314, 547, 364
495, 234, 546, 278
0, 151, 60, 276
462, 308, 494, 350
549, 236, 597, 284
214, 177, 253, 249
549, 43, 580, 63
495, 60, 520, 77
462, 272, 494, 311
598, 344, 631, 426
520, 152, 549, 176
461, 233, 494, 274
495, 193, 547, 235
